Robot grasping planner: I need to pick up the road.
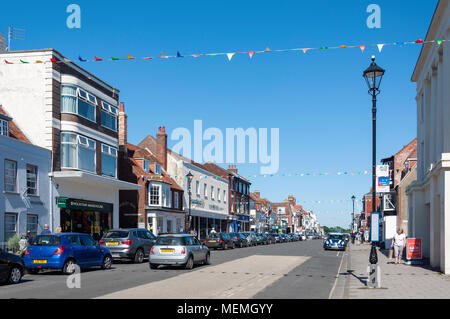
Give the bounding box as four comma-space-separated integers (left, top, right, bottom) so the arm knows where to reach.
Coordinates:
0, 239, 344, 299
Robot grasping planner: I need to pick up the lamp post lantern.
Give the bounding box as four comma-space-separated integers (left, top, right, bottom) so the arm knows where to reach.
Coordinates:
363, 56, 385, 266
186, 171, 194, 232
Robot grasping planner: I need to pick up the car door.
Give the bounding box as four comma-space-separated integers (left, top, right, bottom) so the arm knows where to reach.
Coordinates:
0, 249, 9, 281
80, 235, 99, 266
138, 230, 154, 257
191, 237, 204, 261
67, 235, 88, 266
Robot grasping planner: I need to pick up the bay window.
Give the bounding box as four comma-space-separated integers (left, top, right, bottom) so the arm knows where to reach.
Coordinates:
101, 101, 118, 131
61, 132, 96, 173
61, 85, 96, 122
101, 144, 117, 177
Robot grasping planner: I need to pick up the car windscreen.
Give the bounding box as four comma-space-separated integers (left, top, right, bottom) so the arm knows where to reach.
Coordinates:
156, 236, 186, 246
32, 235, 61, 246
208, 234, 219, 239
328, 235, 344, 240
104, 231, 129, 238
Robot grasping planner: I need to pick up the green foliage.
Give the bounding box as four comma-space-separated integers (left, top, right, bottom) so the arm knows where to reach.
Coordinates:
7, 234, 21, 252
323, 226, 350, 234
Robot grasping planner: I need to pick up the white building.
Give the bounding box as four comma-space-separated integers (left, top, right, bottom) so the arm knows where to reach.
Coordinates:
0, 108, 52, 246
0, 49, 140, 237
407, 1, 450, 273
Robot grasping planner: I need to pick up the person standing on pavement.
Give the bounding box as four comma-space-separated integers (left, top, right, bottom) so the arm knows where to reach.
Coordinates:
392, 228, 406, 264
25, 230, 34, 246
41, 224, 51, 235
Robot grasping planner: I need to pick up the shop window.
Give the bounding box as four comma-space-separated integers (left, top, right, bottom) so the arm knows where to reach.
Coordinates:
101, 144, 117, 178
167, 220, 173, 233
61, 132, 96, 173
26, 215, 38, 238
157, 217, 164, 234
4, 159, 17, 193
26, 164, 38, 196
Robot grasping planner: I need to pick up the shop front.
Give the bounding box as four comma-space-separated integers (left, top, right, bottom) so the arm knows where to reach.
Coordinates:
57, 197, 113, 240
146, 209, 186, 236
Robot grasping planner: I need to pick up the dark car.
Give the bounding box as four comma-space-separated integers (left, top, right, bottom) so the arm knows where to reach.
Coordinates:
203, 233, 235, 250
271, 233, 281, 243
0, 248, 24, 284
279, 233, 288, 243
100, 229, 156, 263
241, 232, 257, 246
229, 233, 246, 248
264, 233, 275, 244
236, 233, 250, 247
323, 233, 347, 251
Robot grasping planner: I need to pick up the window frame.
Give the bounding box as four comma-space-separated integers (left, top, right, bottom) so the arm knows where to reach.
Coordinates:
61, 132, 97, 173
149, 183, 162, 206
61, 85, 97, 123
101, 143, 118, 178
26, 164, 38, 196
0, 119, 8, 136
100, 101, 118, 132
4, 213, 18, 242
4, 159, 17, 193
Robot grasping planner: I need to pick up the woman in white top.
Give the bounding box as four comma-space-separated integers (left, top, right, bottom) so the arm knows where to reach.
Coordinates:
392, 229, 406, 264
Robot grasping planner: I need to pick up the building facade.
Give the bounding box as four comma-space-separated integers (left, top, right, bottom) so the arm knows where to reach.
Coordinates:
0, 49, 140, 238
407, 1, 450, 273
0, 107, 52, 246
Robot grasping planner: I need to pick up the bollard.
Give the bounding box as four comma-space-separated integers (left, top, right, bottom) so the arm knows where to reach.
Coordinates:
367, 264, 381, 288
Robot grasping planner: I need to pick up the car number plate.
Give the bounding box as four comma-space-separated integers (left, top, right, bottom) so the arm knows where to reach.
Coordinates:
209, 240, 216, 242
161, 249, 174, 253
107, 242, 119, 246
33, 260, 47, 264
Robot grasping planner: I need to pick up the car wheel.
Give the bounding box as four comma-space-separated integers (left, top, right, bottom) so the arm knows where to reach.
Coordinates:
232, 243, 236, 249
102, 255, 113, 270
149, 263, 158, 270
240, 242, 243, 248
224, 243, 228, 250
9, 266, 22, 284
134, 249, 145, 264
185, 256, 194, 270
204, 253, 211, 265
62, 259, 77, 275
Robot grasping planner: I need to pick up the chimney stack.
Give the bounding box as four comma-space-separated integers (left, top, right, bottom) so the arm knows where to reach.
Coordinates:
156, 126, 168, 171
228, 165, 238, 174
118, 102, 127, 156
254, 191, 261, 199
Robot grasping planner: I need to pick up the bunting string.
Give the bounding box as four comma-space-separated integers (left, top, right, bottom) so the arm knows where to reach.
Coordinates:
0, 39, 447, 65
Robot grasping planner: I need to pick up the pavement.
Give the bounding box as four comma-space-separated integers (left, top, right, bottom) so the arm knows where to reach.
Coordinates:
332, 241, 450, 299
0, 239, 343, 299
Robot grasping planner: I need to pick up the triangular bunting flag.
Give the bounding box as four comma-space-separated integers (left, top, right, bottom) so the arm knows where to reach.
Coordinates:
128, 54, 135, 59
78, 56, 87, 62
377, 44, 385, 52
339, 45, 347, 48
35, 60, 43, 63
5, 60, 13, 64
176, 51, 183, 58
50, 58, 58, 63
248, 51, 255, 59
436, 40, 443, 46
111, 57, 120, 61
20, 60, 29, 64
359, 45, 366, 53
320, 46, 328, 50
144, 57, 153, 60
94, 56, 103, 61
64, 58, 71, 63
265, 47, 271, 52
160, 52, 167, 58
226, 53, 235, 61
193, 54, 201, 58
415, 39, 424, 44
301, 48, 310, 53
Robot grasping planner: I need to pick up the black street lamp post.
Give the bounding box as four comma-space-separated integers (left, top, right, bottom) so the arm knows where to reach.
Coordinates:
186, 171, 194, 232
351, 195, 356, 233
363, 56, 385, 266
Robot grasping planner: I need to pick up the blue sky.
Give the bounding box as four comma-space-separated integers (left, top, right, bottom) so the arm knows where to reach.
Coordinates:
1, 0, 438, 227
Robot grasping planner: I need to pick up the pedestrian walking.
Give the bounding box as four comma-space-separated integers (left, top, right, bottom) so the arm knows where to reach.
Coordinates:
392, 228, 406, 264
41, 224, 51, 235
25, 230, 34, 246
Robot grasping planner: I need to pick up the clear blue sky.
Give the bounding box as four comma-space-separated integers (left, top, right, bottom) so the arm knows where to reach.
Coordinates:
1, 0, 438, 227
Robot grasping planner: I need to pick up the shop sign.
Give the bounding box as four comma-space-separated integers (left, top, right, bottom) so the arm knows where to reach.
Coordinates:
406, 238, 422, 260
56, 197, 113, 213
237, 215, 249, 222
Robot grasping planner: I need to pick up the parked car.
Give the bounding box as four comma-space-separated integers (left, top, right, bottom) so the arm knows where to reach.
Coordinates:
301, 234, 307, 241
279, 233, 288, 243
25, 234, 113, 275
255, 233, 265, 245
236, 233, 250, 247
241, 232, 257, 246
0, 248, 24, 284
271, 233, 281, 243
100, 229, 156, 263
323, 233, 347, 251
260, 233, 271, 245
149, 234, 210, 270
203, 233, 235, 250
264, 233, 275, 244
229, 232, 246, 248
288, 233, 299, 242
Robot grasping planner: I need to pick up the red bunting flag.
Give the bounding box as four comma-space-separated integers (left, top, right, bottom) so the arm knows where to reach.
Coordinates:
193, 54, 201, 58
415, 39, 424, 43
144, 57, 153, 60
359, 45, 366, 53
50, 58, 58, 63
301, 48, 310, 54
248, 51, 255, 59
94, 56, 103, 61
4, 60, 13, 64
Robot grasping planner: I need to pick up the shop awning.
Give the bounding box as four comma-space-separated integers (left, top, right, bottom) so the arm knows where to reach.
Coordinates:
50, 171, 141, 190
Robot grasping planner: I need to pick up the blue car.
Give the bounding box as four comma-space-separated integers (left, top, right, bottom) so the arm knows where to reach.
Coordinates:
24, 233, 113, 275
323, 233, 347, 251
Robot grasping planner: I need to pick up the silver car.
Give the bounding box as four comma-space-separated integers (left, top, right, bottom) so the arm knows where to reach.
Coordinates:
241, 232, 257, 246
149, 234, 210, 270
100, 229, 156, 263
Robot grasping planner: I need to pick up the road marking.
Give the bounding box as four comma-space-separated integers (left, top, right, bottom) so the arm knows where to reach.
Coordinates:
328, 250, 345, 299
337, 252, 340, 257
97, 255, 310, 299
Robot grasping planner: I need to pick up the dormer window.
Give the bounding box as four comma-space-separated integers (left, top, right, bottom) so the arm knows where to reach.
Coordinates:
0, 119, 8, 136
155, 164, 162, 175
143, 159, 150, 173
